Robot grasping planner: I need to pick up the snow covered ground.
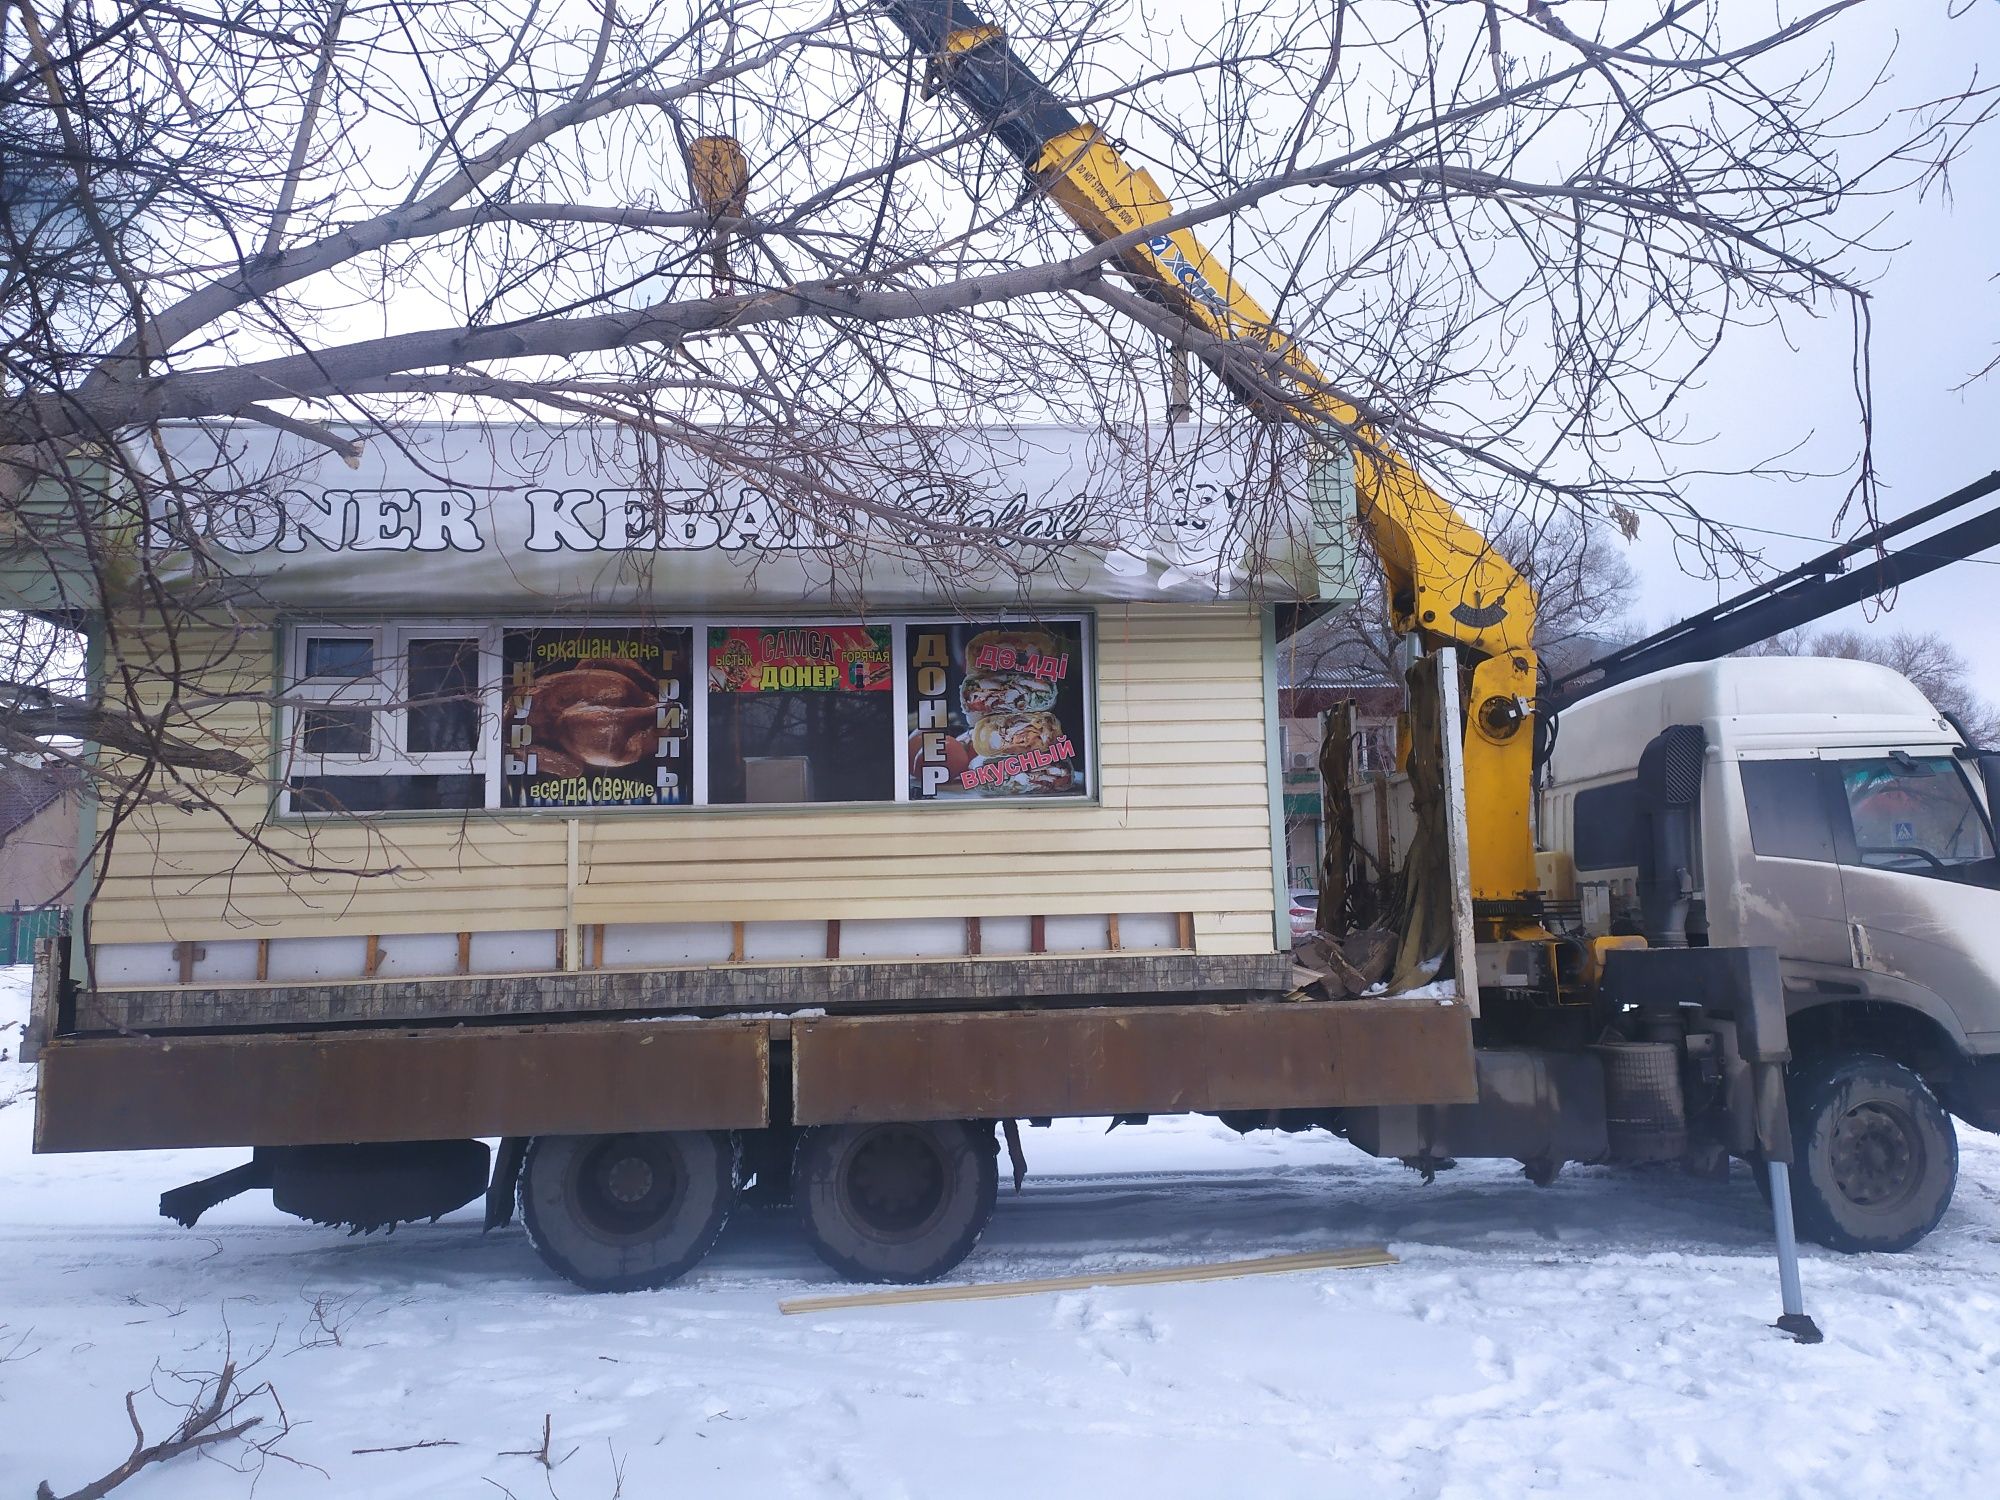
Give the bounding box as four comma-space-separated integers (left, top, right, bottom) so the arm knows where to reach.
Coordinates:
3, 965, 1997, 1499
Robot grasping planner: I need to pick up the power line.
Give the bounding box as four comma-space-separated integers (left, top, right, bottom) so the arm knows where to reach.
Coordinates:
1675, 516, 2000, 567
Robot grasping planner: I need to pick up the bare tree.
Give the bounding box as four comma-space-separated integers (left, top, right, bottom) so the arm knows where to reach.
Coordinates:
1749, 625, 2000, 745
1, 0, 1991, 851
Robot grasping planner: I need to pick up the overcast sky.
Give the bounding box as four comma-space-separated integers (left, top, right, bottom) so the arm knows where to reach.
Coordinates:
1612, 1, 2000, 699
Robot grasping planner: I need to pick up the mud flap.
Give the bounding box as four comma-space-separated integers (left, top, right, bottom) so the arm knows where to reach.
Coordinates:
486, 1137, 529, 1230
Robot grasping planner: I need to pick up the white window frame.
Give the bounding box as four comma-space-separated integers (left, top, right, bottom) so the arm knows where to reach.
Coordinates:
281, 622, 502, 812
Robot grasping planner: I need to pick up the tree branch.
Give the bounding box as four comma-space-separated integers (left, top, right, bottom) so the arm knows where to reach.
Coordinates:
35, 1358, 263, 1500
2, 682, 255, 776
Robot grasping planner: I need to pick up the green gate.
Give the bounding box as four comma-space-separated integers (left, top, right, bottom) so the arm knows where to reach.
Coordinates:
1, 905, 62, 965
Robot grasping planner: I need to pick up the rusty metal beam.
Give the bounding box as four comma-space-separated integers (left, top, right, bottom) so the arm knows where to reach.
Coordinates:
77, 952, 1294, 1035
35, 1019, 770, 1152
791, 1000, 1476, 1125
37, 995, 1475, 1152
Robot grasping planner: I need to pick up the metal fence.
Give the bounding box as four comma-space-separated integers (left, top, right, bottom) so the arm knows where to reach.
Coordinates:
1, 904, 62, 965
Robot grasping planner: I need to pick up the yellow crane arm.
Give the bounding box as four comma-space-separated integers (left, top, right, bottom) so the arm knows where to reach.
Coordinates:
883, 4, 1541, 902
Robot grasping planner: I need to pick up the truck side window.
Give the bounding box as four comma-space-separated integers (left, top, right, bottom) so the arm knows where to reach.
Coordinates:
1740, 760, 1837, 863
1571, 779, 1644, 870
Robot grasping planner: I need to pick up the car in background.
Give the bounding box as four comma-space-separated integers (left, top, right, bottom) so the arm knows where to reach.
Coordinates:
1287, 888, 1319, 944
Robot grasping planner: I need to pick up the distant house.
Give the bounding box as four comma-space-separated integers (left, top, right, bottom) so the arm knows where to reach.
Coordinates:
0, 757, 83, 926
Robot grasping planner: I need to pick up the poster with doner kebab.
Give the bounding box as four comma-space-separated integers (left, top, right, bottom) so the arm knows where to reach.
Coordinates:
906, 621, 1088, 798
503, 628, 693, 807
707, 625, 894, 693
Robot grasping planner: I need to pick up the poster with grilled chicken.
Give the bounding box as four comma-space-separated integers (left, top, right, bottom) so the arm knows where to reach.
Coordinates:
906, 620, 1088, 799
502, 628, 692, 806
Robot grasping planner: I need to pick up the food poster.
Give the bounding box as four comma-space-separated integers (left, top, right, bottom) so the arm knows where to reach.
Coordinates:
906, 621, 1088, 798
502, 628, 693, 806
706, 625, 894, 694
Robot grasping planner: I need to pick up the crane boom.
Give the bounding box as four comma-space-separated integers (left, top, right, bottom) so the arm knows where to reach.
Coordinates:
883, 0, 1540, 905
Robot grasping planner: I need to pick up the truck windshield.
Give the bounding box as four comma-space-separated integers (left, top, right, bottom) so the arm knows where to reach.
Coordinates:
1841, 756, 1996, 871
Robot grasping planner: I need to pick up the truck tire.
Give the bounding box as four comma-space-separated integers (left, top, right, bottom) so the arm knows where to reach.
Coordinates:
1787, 1055, 1957, 1254
794, 1120, 997, 1283
518, 1131, 736, 1292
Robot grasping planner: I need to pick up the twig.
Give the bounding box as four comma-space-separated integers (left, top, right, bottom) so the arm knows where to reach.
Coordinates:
353, 1438, 461, 1454
498, 1412, 574, 1470
35, 1359, 261, 1500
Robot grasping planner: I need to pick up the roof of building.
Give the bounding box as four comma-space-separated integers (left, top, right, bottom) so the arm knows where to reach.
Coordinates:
0, 759, 82, 845
27, 420, 1326, 613
1276, 607, 1399, 692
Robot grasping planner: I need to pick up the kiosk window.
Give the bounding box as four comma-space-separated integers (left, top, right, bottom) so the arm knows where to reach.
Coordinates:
903, 621, 1089, 799
281, 616, 1094, 814
406, 637, 482, 754
289, 774, 485, 815
283, 625, 490, 813
501, 629, 691, 809
706, 626, 895, 804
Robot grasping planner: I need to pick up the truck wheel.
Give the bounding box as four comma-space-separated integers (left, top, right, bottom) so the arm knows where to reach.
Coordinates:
518, 1131, 736, 1292
1787, 1055, 1957, 1254
794, 1121, 997, 1283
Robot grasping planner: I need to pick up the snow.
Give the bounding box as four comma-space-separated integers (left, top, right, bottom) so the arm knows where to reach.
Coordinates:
3, 964, 1998, 1497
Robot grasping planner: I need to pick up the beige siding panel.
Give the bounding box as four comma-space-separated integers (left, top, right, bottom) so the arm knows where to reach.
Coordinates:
124, 832, 565, 868
95, 869, 571, 911
1193, 933, 1277, 957
92, 604, 1279, 954
1195, 910, 1280, 956
576, 889, 1266, 927
1087, 786, 1268, 810
101, 862, 1259, 916
1097, 681, 1250, 697
1113, 737, 1267, 764
1100, 710, 1265, 732
1094, 653, 1258, 679
102, 798, 1268, 866
576, 867, 1272, 907
579, 828, 1267, 865
579, 805, 1266, 843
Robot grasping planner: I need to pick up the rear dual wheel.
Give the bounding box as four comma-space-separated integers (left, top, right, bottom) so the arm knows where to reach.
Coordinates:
794, 1120, 998, 1283
519, 1131, 736, 1292
518, 1120, 998, 1291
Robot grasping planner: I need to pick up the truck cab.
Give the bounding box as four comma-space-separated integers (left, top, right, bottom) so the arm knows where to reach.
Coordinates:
1545, 656, 2000, 1248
